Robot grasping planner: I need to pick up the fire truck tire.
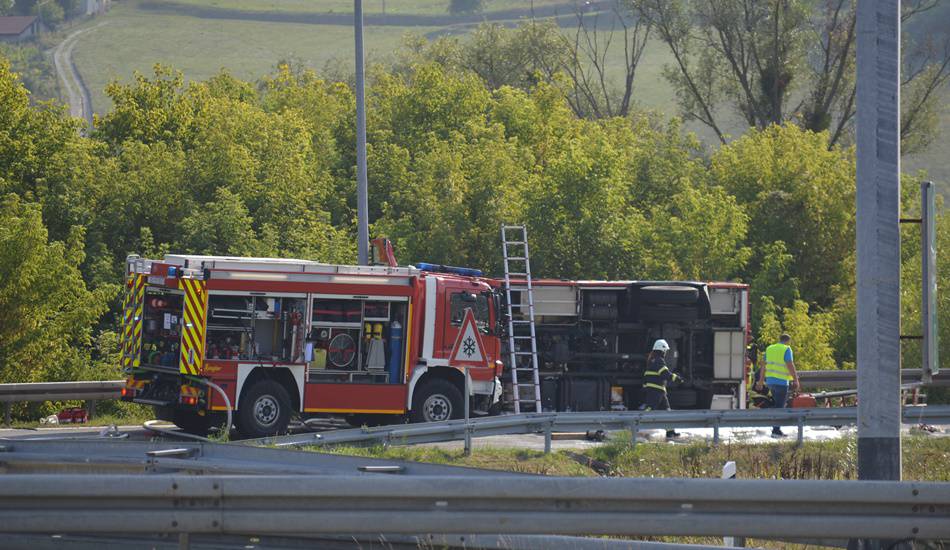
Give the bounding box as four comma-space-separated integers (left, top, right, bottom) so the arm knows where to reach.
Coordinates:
236, 380, 291, 438
410, 379, 463, 423
173, 410, 211, 436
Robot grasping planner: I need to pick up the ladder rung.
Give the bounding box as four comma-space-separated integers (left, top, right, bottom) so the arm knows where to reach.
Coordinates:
512, 351, 537, 356
506, 257, 527, 261
507, 272, 528, 276
510, 320, 534, 324
511, 336, 534, 339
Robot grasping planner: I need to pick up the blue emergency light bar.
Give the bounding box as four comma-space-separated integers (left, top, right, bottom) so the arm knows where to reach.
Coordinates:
414, 262, 483, 278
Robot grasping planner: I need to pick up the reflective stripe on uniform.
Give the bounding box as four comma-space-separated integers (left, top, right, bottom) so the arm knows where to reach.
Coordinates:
644, 382, 667, 392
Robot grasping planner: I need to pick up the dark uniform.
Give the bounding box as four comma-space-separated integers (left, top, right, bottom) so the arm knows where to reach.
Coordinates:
639, 354, 680, 411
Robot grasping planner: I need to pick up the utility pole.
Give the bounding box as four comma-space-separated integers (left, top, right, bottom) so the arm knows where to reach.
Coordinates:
355, 0, 370, 265
855, 0, 901, 491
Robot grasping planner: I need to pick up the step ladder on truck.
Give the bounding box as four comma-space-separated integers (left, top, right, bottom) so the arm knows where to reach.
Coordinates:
500, 224, 543, 414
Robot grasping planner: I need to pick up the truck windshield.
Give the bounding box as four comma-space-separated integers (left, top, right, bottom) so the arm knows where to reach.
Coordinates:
449, 292, 490, 334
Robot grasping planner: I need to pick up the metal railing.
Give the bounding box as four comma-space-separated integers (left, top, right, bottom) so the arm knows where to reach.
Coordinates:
251, 405, 950, 451
0, 438, 527, 477
0, 380, 125, 425
0, 474, 946, 539
799, 369, 949, 389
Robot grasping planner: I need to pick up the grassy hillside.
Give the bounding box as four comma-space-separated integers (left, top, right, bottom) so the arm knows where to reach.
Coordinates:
66, 0, 949, 188
70, 0, 678, 115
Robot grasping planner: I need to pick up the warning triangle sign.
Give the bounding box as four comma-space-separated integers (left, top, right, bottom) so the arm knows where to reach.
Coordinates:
449, 308, 488, 368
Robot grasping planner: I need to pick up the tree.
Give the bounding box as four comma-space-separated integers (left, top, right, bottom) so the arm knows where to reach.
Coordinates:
0, 194, 109, 384
402, 10, 651, 119
758, 297, 837, 371
629, 0, 950, 152
710, 124, 855, 308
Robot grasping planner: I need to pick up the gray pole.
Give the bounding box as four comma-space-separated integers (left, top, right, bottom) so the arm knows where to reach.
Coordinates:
354, 0, 370, 265
922, 181, 938, 383
855, 0, 901, 484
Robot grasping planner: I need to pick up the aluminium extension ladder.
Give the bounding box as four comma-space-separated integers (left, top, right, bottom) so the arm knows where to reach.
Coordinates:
501, 224, 542, 414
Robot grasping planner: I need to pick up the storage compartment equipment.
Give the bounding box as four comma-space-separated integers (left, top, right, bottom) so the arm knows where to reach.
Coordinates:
713, 331, 746, 380
308, 297, 408, 384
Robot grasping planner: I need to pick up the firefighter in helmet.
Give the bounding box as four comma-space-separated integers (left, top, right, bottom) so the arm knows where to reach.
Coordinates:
639, 339, 683, 439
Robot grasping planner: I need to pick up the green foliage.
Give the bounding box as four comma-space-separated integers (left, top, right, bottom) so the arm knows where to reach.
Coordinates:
0, 43, 57, 102
0, 194, 110, 383
1, 30, 947, 396
758, 297, 837, 372
711, 124, 855, 308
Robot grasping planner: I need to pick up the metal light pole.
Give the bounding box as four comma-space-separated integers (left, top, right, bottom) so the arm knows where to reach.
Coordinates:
855, 0, 901, 486
355, 0, 370, 265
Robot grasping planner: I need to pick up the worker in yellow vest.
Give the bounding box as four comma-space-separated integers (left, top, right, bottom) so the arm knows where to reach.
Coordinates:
755, 333, 800, 437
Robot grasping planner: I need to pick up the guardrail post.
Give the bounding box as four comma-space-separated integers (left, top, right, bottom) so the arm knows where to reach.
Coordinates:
722, 461, 745, 547
713, 417, 721, 445
544, 421, 552, 454
178, 532, 190, 550
85, 400, 97, 420
463, 367, 472, 457
797, 416, 805, 446
628, 421, 639, 448
3, 403, 10, 427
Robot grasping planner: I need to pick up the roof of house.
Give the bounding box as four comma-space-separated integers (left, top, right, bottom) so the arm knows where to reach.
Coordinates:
0, 16, 38, 36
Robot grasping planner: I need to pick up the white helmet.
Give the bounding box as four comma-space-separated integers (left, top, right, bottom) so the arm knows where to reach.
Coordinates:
653, 339, 670, 352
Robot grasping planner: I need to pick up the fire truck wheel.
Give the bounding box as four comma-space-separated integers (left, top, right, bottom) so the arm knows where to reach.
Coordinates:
410, 379, 463, 423
236, 380, 291, 438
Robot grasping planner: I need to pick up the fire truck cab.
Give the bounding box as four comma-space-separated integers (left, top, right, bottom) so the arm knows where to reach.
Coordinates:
120, 253, 503, 438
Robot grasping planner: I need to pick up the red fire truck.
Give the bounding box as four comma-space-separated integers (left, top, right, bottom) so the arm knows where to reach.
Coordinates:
119, 243, 504, 437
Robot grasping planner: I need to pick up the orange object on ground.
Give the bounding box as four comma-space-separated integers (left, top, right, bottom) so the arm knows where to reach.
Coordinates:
790, 393, 818, 408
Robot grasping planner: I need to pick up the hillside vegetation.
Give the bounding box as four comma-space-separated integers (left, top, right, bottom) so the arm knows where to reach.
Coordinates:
0, 1, 948, 415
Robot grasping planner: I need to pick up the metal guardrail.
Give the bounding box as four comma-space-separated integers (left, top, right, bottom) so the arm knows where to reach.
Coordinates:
251, 405, 950, 450
0, 533, 736, 550
0, 474, 947, 539
0, 439, 527, 477
0, 380, 125, 403
799, 369, 949, 389
0, 380, 125, 425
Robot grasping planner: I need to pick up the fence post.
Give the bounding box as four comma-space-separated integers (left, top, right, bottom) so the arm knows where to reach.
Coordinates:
463, 367, 472, 457
544, 421, 552, 454
722, 461, 745, 547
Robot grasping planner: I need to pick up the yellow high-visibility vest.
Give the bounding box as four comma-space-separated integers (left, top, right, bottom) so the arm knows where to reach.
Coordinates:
764, 343, 792, 382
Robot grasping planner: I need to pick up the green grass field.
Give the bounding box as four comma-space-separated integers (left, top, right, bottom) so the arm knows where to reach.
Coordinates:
159, 0, 571, 15
64, 0, 949, 188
